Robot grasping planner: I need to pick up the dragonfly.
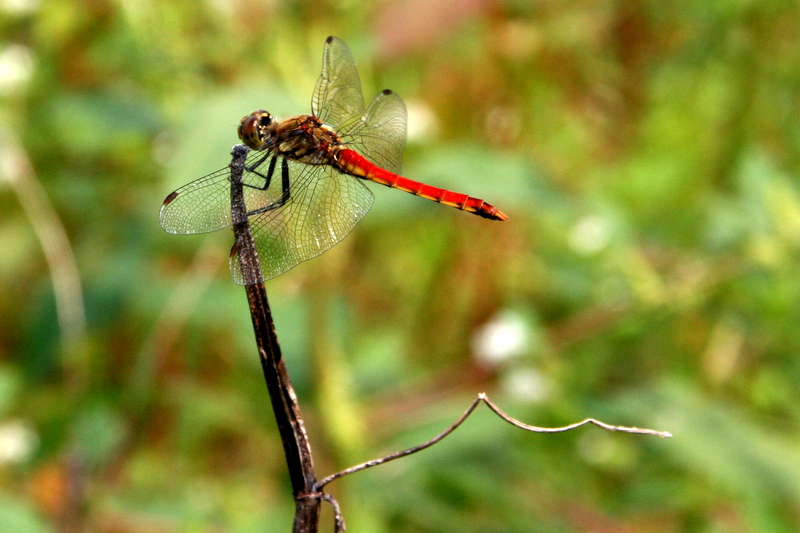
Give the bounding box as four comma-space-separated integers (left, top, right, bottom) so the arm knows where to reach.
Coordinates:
160, 36, 507, 284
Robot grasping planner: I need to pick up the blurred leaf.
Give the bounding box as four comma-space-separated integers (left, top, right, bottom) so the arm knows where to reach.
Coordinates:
0, 366, 22, 418
72, 402, 128, 469
4, 0, 800, 531
0, 495, 51, 533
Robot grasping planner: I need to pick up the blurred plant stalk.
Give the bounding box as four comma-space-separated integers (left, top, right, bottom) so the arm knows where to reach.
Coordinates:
0, 121, 87, 352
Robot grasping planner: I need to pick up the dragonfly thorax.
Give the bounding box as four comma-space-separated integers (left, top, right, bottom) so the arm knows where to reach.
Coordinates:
239, 110, 344, 166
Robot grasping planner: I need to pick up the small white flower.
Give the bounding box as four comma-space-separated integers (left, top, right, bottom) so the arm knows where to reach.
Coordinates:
0, 420, 38, 464
569, 214, 611, 255
405, 99, 439, 143
500, 367, 549, 403
472, 310, 530, 367
1, 0, 39, 16
0, 45, 34, 96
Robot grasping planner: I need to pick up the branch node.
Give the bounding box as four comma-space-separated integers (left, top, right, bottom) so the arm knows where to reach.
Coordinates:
297, 491, 345, 532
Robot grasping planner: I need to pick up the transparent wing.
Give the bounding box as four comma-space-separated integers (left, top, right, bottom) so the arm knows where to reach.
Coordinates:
159, 151, 291, 235
339, 89, 407, 175
229, 160, 374, 284
311, 36, 365, 129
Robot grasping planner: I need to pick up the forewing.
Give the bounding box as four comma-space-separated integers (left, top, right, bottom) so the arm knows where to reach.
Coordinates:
159, 151, 288, 235
230, 161, 374, 284
339, 89, 407, 175
159, 165, 231, 235
311, 36, 365, 129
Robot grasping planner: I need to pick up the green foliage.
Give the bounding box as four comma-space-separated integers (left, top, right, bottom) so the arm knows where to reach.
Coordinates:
2, 0, 800, 531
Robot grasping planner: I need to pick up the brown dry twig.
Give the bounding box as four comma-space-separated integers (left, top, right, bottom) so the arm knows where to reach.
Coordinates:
228, 145, 320, 532
317, 393, 671, 490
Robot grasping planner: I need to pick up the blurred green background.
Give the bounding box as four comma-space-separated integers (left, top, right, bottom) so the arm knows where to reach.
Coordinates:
2, 0, 800, 531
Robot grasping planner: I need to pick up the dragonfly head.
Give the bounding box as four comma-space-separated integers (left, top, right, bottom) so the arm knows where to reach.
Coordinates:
238, 110, 274, 150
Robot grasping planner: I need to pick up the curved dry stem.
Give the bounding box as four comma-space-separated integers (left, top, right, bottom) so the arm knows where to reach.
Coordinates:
478, 393, 672, 437
319, 493, 345, 533
316, 393, 671, 489
0, 122, 86, 350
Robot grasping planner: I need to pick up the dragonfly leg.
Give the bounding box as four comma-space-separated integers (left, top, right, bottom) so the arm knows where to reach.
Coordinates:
241, 154, 279, 191
245, 158, 292, 216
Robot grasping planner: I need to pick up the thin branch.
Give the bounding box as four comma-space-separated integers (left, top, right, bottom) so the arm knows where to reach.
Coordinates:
319, 493, 345, 533
479, 393, 672, 437
316, 395, 482, 489
317, 392, 671, 489
296, 492, 344, 533
228, 145, 321, 532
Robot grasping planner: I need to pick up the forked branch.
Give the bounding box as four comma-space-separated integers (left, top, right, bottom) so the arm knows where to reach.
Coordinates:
227, 143, 670, 532
316, 393, 671, 490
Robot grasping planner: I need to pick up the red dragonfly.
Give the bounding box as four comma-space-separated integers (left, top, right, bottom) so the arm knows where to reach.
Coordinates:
160, 36, 507, 284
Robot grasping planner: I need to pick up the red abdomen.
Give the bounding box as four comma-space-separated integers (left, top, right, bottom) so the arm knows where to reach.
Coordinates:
336, 149, 508, 221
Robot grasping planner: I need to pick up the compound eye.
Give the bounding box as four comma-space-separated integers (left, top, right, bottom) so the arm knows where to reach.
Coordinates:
238, 112, 268, 149
239, 114, 258, 135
